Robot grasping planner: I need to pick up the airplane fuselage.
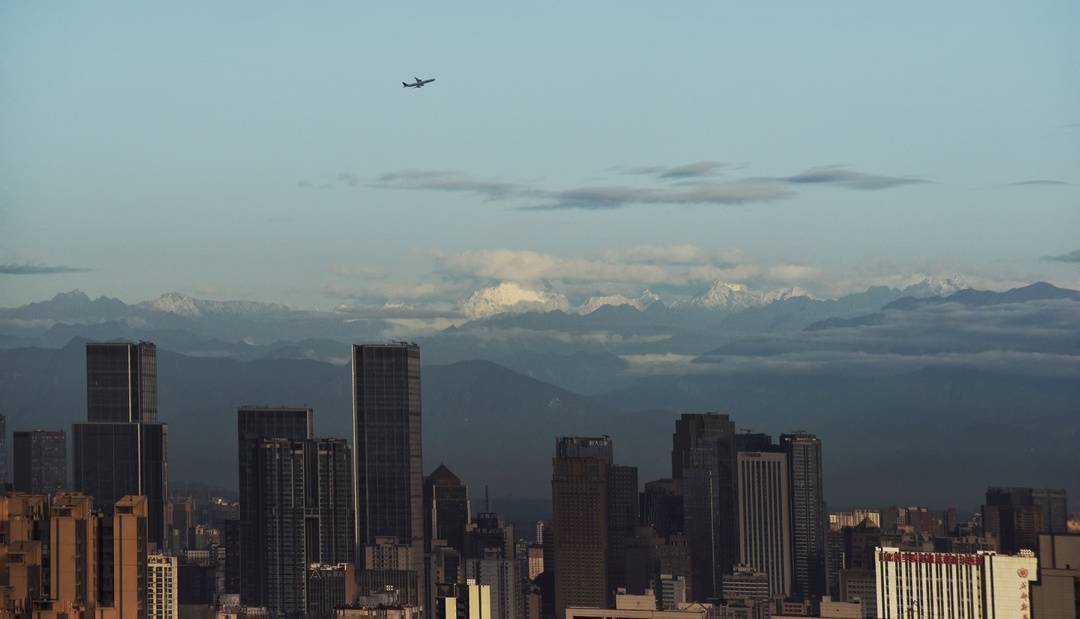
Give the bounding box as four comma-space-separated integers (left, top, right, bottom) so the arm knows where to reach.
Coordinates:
403, 77, 435, 88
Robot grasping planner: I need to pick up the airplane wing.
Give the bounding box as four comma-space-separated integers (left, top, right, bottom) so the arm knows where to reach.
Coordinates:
414, 77, 422, 82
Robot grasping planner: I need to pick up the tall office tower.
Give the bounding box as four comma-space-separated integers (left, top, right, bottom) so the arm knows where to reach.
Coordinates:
672, 413, 738, 600
981, 487, 1045, 554
641, 478, 682, 539
75, 341, 168, 549
875, 547, 1037, 619
781, 432, 826, 600
112, 495, 149, 619
425, 464, 470, 555
236, 405, 313, 606
352, 343, 424, 592
552, 436, 611, 616
1031, 488, 1068, 533
73, 421, 168, 547
255, 437, 308, 617
13, 430, 67, 495
86, 341, 158, 423
305, 438, 356, 565
623, 526, 693, 600
148, 553, 178, 619
49, 493, 100, 612
607, 464, 640, 593
737, 451, 793, 597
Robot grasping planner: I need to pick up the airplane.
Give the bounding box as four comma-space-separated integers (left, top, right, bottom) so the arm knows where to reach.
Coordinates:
402, 77, 435, 89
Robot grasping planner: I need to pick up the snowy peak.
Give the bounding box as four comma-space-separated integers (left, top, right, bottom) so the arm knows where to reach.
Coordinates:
462, 282, 570, 319
579, 290, 661, 315
140, 292, 289, 317
899, 275, 971, 298
689, 281, 809, 310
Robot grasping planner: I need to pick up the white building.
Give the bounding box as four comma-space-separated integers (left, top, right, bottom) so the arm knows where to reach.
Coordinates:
874, 547, 1036, 619
148, 553, 179, 619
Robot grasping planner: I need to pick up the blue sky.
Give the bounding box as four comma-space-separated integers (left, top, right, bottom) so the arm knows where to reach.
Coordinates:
2, 2, 1078, 310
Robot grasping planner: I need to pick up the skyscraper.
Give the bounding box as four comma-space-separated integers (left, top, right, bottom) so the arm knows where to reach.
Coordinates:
672, 413, 738, 600
352, 343, 424, 599
607, 464, 639, 594
737, 451, 792, 597
781, 431, 826, 600
1031, 488, 1068, 534
305, 438, 356, 566
86, 341, 157, 423
256, 437, 308, 617
236, 405, 313, 608
982, 487, 1050, 554
0, 414, 7, 488
425, 464, 470, 556
552, 436, 611, 616
74, 341, 168, 549
13, 430, 67, 495
49, 493, 100, 611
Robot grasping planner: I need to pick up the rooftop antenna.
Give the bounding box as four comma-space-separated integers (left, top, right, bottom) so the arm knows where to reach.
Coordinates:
485, 485, 490, 513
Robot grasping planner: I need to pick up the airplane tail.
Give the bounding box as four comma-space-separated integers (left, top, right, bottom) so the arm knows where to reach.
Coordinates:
402, 82, 408, 88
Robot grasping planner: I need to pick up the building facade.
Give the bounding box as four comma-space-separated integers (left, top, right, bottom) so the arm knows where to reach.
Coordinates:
553, 436, 612, 616
148, 553, 179, 619
13, 430, 67, 495
781, 432, 826, 600
874, 547, 1037, 619
736, 451, 792, 597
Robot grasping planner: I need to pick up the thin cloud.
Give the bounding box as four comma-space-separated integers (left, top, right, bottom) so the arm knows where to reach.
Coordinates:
298, 172, 361, 190
1044, 250, 1080, 264
1007, 180, 1071, 187
0, 263, 91, 275
620, 161, 732, 179
375, 170, 536, 200
527, 181, 792, 210
782, 165, 928, 190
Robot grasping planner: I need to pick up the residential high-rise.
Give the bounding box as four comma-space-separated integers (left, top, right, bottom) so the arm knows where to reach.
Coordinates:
49, 493, 100, 612
255, 437, 308, 617
236, 405, 313, 607
552, 436, 611, 616
148, 553, 178, 619
781, 431, 826, 600
672, 413, 738, 600
875, 547, 1037, 619
112, 495, 149, 619
13, 430, 67, 495
736, 451, 792, 597
352, 343, 425, 601
305, 438, 356, 566
74, 341, 168, 549
0, 494, 49, 615
86, 341, 157, 423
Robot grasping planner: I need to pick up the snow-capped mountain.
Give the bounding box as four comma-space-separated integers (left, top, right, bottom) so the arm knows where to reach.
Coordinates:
139, 292, 290, 318
461, 282, 570, 319
579, 290, 661, 315
899, 275, 971, 298
686, 281, 810, 310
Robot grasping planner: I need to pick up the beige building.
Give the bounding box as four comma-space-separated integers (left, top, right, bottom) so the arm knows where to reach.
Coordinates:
874, 547, 1037, 619
50, 492, 100, 613
1031, 533, 1080, 619
0, 493, 49, 616
113, 495, 149, 619
148, 553, 178, 619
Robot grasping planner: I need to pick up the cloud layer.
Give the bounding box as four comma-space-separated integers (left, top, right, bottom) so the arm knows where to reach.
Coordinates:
0, 264, 91, 275
1044, 250, 1080, 264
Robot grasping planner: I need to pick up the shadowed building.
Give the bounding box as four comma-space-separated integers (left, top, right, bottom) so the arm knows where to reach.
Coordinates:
552, 436, 612, 616
781, 432, 826, 600
13, 430, 67, 496
352, 343, 425, 606
425, 464, 470, 556
737, 450, 792, 597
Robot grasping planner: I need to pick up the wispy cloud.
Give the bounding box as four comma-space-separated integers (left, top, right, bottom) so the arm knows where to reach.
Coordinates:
1006, 179, 1071, 187
781, 165, 928, 190
528, 180, 792, 210
375, 170, 538, 200
0, 263, 91, 275
1044, 250, 1080, 264
298, 172, 360, 190
620, 161, 733, 179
